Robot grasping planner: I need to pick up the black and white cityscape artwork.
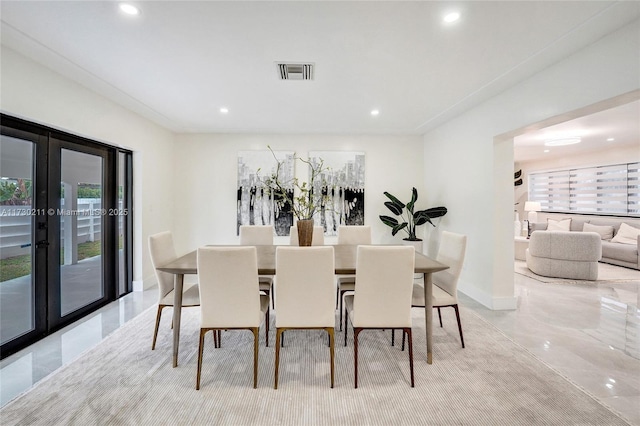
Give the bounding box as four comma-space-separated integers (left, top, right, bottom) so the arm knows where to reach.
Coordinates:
309, 151, 365, 236
237, 150, 294, 236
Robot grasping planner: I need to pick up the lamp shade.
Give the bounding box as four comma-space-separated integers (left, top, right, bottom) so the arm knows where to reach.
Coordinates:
524, 201, 541, 212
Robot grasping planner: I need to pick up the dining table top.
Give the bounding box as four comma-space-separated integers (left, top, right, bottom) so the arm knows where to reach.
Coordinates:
157, 244, 449, 275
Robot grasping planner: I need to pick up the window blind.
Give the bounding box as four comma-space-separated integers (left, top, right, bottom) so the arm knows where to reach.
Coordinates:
629, 162, 640, 215
529, 162, 639, 217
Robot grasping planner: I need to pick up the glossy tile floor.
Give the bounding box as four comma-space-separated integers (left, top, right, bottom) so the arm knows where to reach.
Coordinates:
462, 271, 640, 425
0, 288, 158, 407
1, 269, 639, 424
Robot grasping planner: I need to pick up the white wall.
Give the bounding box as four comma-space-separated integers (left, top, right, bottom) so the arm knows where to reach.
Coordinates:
171, 133, 424, 254
0, 46, 176, 288
423, 19, 640, 309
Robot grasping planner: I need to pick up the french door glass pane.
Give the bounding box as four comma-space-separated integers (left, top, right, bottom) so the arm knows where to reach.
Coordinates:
0, 136, 35, 345
60, 149, 103, 316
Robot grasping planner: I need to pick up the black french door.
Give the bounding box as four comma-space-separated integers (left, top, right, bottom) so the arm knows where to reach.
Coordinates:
0, 114, 132, 358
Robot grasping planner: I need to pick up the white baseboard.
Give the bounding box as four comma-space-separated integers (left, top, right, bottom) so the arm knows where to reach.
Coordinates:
458, 280, 517, 311
133, 280, 144, 292
134, 275, 157, 292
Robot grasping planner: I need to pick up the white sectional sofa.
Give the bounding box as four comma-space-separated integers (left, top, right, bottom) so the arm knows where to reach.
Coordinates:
530, 217, 640, 270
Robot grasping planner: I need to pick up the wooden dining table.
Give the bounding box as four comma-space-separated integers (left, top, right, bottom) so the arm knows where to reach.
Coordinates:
156, 244, 449, 367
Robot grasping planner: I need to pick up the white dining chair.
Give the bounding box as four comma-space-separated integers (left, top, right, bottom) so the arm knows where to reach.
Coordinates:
336, 225, 371, 331
289, 225, 325, 246
195, 246, 270, 390
274, 246, 335, 389
407, 231, 467, 348
240, 225, 275, 306
148, 231, 200, 350
344, 245, 415, 388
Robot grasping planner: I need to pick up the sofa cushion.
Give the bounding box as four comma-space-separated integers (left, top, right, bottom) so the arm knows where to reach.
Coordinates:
583, 223, 614, 240
601, 241, 638, 263
611, 222, 640, 245
547, 218, 571, 231
570, 219, 589, 232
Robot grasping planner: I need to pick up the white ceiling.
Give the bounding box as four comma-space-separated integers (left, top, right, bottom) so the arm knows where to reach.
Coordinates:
514, 99, 640, 163
1, 1, 639, 140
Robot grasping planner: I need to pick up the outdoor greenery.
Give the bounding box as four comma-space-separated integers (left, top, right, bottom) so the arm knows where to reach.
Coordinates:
380, 187, 447, 241
77, 184, 101, 198
0, 240, 103, 282
0, 179, 104, 205
0, 179, 32, 205
73, 240, 102, 260
0, 254, 32, 282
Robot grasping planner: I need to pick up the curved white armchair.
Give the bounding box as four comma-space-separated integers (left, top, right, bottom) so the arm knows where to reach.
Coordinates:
344, 245, 415, 388
289, 225, 325, 246
409, 231, 467, 348
196, 246, 269, 390
148, 231, 200, 350
527, 230, 601, 280
274, 246, 335, 389
336, 225, 371, 330
240, 225, 275, 305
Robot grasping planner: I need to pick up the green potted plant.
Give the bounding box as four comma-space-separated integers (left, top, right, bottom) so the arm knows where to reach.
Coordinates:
264, 146, 331, 245
380, 187, 447, 241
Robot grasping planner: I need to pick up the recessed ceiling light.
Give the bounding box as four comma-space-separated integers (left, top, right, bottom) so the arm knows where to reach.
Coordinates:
371, 110, 380, 116
443, 12, 461, 23
607, 137, 615, 142
220, 107, 229, 114
544, 137, 581, 147
544, 149, 550, 153
119, 3, 140, 16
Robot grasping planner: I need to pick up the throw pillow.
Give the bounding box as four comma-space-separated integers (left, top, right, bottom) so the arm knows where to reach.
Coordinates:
611, 222, 640, 245
547, 218, 571, 231
583, 223, 614, 240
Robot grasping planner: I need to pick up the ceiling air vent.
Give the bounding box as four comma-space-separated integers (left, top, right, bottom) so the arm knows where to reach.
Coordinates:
277, 63, 314, 80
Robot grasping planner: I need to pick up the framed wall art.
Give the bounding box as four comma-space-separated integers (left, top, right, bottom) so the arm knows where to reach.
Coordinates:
237, 150, 294, 236
309, 151, 365, 235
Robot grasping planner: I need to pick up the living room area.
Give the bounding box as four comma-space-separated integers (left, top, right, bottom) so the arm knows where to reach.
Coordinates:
505, 95, 640, 423
512, 96, 639, 277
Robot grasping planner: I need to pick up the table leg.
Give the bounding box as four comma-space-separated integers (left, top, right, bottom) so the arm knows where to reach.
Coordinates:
423, 272, 433, 364
172, 274, 184, 368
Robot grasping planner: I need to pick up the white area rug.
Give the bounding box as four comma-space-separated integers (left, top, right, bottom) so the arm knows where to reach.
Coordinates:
0, 305, 630, 425
515, 260, 640, 285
